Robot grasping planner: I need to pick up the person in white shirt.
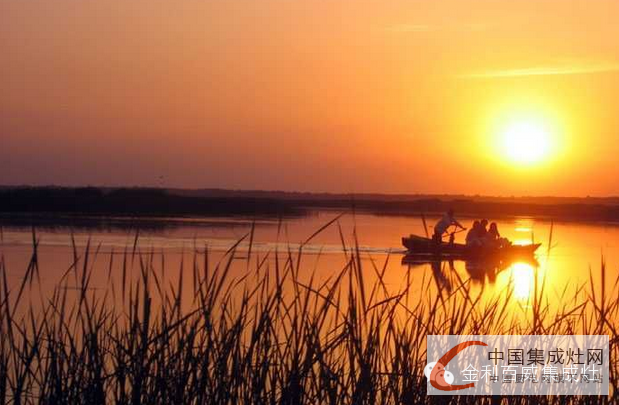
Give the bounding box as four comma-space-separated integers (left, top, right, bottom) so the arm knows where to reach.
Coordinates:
433, 209, 465, 244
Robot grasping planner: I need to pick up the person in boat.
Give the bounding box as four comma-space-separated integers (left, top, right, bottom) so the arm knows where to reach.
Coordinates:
465, 220, 483, 247
485, 222, 511, 248
487, 222, 500, 240
481, 221, 500, 248
478, 219, 489, 240
432, 209, 465, 244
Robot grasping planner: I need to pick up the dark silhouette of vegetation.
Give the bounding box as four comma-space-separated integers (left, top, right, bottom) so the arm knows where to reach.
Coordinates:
0, 221, 616, 403
3, 186, 619, 224
297, 197, 619, 222
0, 187, 307, 220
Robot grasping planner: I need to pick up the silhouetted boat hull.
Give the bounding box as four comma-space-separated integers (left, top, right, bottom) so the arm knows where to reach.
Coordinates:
401, 234, 541, 260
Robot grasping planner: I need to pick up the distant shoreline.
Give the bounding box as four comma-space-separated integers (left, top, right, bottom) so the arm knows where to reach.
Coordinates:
2, 186, 619, 225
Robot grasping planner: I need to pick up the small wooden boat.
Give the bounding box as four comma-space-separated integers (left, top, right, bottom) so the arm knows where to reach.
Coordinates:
401, 234, 541, 260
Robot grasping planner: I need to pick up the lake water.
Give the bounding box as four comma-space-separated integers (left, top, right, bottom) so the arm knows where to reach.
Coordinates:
2, 211, 619, 317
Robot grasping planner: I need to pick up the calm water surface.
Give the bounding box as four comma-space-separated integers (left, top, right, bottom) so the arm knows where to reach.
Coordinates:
2, 211, 619, 316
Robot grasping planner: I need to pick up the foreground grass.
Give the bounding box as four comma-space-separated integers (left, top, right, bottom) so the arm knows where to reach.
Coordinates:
0, 223, 617, 404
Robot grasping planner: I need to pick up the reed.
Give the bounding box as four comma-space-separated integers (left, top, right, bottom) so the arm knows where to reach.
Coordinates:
0, 223, 617, 404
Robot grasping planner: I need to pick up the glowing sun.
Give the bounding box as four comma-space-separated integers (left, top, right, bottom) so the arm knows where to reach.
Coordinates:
500, 121, 553, 165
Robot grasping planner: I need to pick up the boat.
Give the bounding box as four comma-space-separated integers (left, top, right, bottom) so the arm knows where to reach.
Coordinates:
401, 234, 541, 260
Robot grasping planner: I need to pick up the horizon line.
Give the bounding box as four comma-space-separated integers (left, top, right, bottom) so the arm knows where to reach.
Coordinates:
1, 184, 618, 201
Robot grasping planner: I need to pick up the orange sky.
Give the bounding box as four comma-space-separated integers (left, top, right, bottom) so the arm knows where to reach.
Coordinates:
1, 0, 619, 196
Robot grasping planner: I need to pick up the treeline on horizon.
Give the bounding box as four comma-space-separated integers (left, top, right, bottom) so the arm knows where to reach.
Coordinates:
2, 186, 619, 223
0, 187, 305, 219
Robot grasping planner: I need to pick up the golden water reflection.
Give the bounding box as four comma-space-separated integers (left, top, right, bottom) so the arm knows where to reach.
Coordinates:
507, 261, 535, 303
403, 255, 543, 312
1, 212, 617, 324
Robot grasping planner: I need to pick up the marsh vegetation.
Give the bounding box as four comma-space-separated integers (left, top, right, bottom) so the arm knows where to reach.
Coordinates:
0, 221, 616, 404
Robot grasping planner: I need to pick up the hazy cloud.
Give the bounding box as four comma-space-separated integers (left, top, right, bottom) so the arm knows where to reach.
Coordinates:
460, 63, 619, 79
386, 22, 491, 34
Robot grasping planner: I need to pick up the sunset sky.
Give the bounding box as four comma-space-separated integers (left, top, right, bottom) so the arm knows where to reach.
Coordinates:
2, 0, 619, 196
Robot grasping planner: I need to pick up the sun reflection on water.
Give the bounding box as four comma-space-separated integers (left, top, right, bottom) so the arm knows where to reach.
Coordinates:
510, 262, 535, 302
512, 238, 534, 246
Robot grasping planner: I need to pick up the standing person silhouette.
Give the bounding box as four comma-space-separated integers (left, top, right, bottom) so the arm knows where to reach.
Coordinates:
432, 209, 465, 245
